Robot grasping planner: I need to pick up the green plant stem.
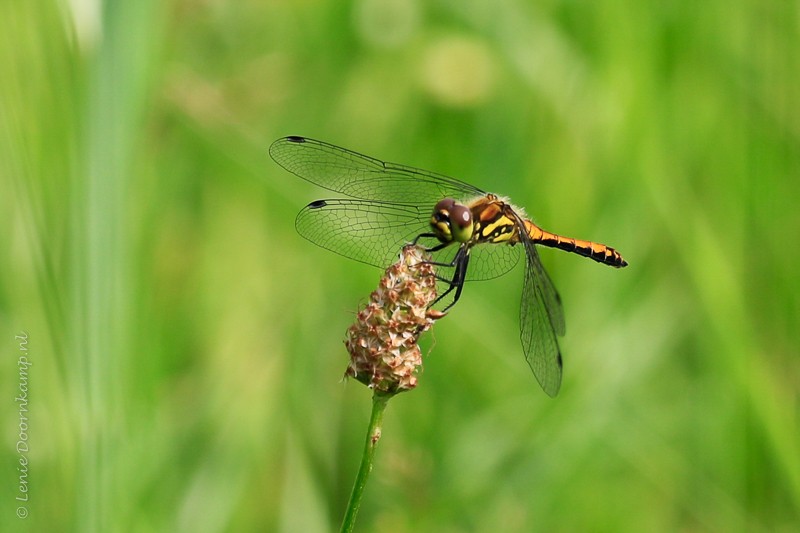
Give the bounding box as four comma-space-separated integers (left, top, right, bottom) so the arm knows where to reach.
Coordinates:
340, 392, 391, 533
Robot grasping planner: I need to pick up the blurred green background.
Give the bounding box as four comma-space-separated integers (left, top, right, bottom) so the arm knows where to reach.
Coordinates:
2, 0, 798, 531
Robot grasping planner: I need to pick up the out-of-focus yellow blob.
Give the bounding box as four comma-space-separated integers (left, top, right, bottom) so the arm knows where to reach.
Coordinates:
419, 35, 495, 108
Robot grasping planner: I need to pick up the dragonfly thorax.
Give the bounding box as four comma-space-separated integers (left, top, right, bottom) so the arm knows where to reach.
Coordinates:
430, 198, 474, 244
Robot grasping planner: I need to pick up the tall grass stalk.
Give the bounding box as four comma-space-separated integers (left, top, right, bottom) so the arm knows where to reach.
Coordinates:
340, 392, 390, 533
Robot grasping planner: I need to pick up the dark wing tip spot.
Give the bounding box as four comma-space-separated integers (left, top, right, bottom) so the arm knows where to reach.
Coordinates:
557, 353, 563, 368
308, 200, 327, 209
286, 135, 306, 143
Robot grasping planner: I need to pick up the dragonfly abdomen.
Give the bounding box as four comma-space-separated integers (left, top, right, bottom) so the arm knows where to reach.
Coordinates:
524, 220, 628, 268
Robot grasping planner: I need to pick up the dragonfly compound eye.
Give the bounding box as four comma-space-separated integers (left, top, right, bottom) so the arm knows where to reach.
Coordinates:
434, 198, 456, 213
430, 199, 473, 243
449, 204, 473, 243
431, 198, 457, 241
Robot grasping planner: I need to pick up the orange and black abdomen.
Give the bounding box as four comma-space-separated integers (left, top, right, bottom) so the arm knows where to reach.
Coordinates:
523, 220, 628, 268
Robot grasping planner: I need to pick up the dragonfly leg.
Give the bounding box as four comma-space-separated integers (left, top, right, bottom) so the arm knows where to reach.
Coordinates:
412, 233, 461, 259
432, 247, 470, 311
408, 236, 470, 311
420, 242, 462, 269
412, 232, 440, 246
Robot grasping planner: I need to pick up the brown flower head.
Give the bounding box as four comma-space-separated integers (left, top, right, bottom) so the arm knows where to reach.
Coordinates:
344, 245, 445, 394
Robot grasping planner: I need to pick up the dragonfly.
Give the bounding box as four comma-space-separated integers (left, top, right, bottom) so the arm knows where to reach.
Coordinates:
270, 136, 628, 396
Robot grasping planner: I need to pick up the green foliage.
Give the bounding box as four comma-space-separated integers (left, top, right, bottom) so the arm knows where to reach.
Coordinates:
1, 0, 798, 531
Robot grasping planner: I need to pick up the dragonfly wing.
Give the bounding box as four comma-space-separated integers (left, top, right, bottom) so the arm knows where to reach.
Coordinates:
270, 136, 485, 204
295, 198, 441, 269
519, 232, 565, 397
464, 241, 522, 281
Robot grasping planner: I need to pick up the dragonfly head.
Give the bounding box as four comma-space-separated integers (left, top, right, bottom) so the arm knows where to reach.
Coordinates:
430, 198, 474, 243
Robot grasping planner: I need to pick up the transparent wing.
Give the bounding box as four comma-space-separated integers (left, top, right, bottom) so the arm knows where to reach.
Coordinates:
519, 228, 566, 397
295, 199, 521, 281
295, 199, 430, 270
270, 136, 486, 204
